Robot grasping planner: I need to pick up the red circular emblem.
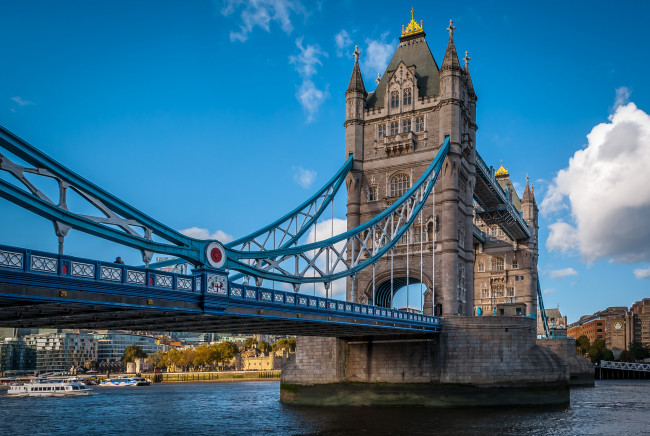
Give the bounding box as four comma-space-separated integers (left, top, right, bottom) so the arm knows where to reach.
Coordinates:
210, 247, 223, 264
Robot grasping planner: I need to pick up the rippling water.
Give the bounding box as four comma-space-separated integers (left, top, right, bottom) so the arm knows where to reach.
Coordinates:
1, 380, 649, 435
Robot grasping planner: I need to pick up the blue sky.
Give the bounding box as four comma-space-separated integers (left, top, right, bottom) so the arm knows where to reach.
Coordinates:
1, 0, 649, 322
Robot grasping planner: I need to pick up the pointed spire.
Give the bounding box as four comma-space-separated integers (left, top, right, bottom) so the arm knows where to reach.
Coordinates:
522, 174, 533, 203
441, 20, 461, 71
346, 45, 367, 96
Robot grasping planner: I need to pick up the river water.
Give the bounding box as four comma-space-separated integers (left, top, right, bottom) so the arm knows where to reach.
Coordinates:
1, 380, 648, 435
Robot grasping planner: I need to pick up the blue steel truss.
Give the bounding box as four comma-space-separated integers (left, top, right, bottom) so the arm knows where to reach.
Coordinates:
0, 124, 448, 288
537, 279, 550, 337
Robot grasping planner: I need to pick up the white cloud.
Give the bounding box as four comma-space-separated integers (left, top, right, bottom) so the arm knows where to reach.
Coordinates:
179, 226, 234, 243
633, 267, 650, 279
549, 268, 578, 279
614, 86, 630, 109
334, 29, 352, 57
303, 218, 348, 300
292, 165, 316, 188
542, 288, 555, 295
11, 96, 35, 106
542, 101, 650, 263
289, 37, 328, 121
362, 34, 396, 79
221, 0, 302, 42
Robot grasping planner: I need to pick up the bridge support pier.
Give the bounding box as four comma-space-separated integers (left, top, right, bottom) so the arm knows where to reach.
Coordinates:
537, 337, 594, 386
281, 317, 571, 407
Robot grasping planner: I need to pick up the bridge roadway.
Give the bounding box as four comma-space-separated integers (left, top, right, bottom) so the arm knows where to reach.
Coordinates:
0, 244, 440, 337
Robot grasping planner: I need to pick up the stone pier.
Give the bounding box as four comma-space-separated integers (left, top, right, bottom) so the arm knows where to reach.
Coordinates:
537, 337, 594, 386
281, 317, 574, 407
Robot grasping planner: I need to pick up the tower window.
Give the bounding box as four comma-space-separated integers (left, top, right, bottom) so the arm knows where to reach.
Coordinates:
512, 258, 518, 269
389, 173, 410, 197
416, 116, 424, 132
402, 119, 411, 133
390, 91, 399, 108
478, 262, 485, 272
368, 186, 378, 202
390, 121, 399, 136
507, 287, 514, 297
403, 88, 412, 105
377, 124, 386, 139
491, 257, 504, 271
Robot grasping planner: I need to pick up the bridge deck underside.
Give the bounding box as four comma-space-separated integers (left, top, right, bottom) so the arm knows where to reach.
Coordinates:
0, 281, 438, 337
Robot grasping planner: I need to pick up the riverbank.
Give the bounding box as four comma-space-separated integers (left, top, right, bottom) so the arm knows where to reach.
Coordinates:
132, 371, 281, 383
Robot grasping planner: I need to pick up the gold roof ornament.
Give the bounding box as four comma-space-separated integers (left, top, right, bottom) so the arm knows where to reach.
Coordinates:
495, 160, 509, 176
401, 7, 424, 37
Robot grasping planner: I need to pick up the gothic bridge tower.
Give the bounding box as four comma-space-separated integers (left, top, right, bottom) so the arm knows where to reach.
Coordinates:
344, 10, 478, 316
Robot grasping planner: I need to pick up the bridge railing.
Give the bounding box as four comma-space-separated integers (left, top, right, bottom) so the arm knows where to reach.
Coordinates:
600, 361, 650, 372
0, 243, 439, 327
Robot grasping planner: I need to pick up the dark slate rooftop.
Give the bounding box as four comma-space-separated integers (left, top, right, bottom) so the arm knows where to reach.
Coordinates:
366, 34, 440, 110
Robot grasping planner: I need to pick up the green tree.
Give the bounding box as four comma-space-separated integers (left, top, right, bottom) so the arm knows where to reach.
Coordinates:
619, 349, 634, 362
243, 337, 257, 350
603, 349, 614, 362
629, 341, 650, 361
575, 335, 590, 355
276, 337, 297, 352
258, 340, 271, 353
588, 338, 606, 363
121, 345, 148, 364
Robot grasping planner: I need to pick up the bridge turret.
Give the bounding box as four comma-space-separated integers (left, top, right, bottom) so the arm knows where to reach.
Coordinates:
437, 20, 477, 316
344, 45, 367, 302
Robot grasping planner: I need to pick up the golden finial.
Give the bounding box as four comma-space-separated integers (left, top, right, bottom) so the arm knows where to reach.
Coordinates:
495, 159, 509, 177
401, 7, 424, 37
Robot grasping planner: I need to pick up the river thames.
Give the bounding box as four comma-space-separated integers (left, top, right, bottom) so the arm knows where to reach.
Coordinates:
1, 380, 648, 435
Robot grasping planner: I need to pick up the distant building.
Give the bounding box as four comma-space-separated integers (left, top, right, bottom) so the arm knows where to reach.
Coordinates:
568, 306, 634, 356
537, 307, 568, 336
630, 298, 650, 347
235, 349, 291, 371
25, 332, 97, 373
93, 331, 162, 362
0, 337, 36, 375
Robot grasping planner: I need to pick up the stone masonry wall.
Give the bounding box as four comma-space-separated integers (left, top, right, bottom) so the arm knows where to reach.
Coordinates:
280, 336, 346, 385
537, 337, 594, 386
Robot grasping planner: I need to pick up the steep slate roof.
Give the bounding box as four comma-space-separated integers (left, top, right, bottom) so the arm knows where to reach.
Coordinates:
346, 56, 367, 96
366, 34, 440, 109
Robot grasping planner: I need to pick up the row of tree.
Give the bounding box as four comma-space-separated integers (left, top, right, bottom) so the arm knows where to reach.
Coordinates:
575, 336, 650, 362
120, 337, 298, 372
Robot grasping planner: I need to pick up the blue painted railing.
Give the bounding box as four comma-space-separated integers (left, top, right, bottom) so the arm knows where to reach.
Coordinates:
0, 244, 440, 327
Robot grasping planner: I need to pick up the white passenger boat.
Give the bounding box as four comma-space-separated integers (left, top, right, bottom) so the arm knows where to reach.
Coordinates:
7, 379, 93, 397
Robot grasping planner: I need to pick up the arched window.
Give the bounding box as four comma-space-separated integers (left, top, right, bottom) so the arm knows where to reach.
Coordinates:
389, 173, 410, 197
390, 91, 399, 108
403, 88, 412, 105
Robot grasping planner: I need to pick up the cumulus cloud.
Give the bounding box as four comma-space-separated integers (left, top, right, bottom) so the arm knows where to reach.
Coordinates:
549, 268, 578, 279
221, 0, 302, 42
289, 37, 328, 121
362, 34, 396, 80
11, 96, 35, 106
633, 267, 650, 279
334, 29, 352, 57
542, 288, 555, 295
292, 165, 316, 188
542, 101, 650, 263
179, 226, 234, 243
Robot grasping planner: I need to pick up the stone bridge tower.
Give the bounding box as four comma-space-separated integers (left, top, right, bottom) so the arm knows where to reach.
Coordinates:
344, 12, 477, 316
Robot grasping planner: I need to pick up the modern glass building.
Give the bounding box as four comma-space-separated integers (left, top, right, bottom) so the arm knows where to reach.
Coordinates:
94, 331, 162, 362
25, 332, 97, 373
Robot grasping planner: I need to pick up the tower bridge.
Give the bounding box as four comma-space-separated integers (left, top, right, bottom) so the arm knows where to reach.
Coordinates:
0, 9, 592, 406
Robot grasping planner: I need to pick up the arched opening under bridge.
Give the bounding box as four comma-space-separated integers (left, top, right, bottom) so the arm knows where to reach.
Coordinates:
373, 277, 429, 312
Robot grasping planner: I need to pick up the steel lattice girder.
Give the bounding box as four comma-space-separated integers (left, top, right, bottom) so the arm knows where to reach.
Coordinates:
224, 137, 449, 284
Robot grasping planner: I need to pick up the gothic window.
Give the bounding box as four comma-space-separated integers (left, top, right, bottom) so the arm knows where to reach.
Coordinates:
402, 119, 411, 133
403, 88, 412, 105
413, 226, 423, 243
481, 288, 489, 299
389, 173, 410, 197
491, 257, 504, 271
390, 121, 399, 136
458, 220, 465, 249
415, 116, 424, 132
368, 186, 378, 202
390, 91, 399, 108
478, 262, 485, 272
507, 287, 514, 297
377, 124, 386, 139
512, 258, 518, 269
